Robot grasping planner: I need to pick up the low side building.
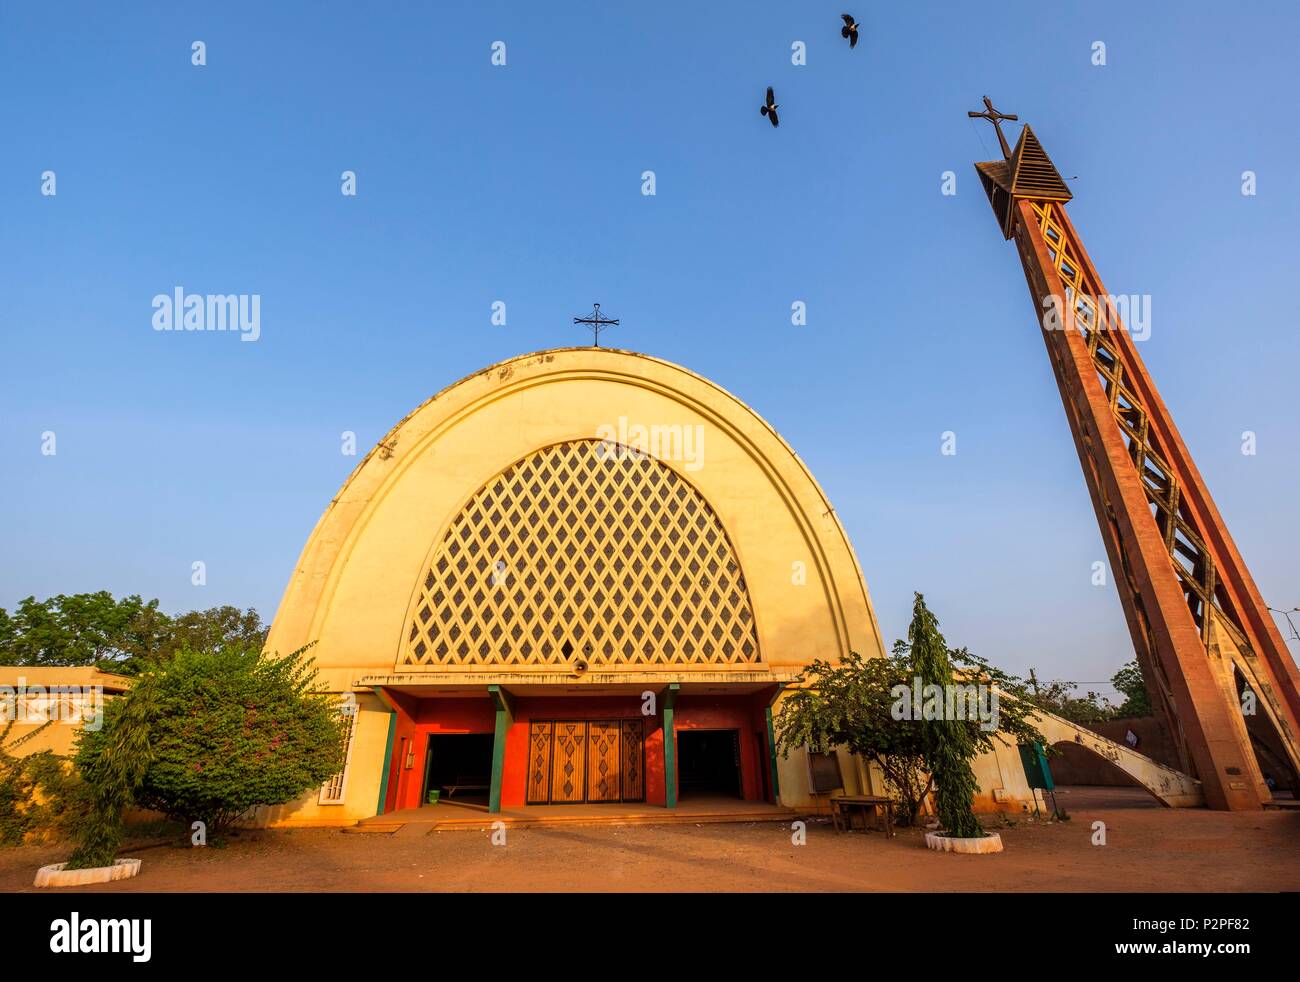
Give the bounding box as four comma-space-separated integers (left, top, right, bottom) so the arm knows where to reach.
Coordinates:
0, 667, 130, 756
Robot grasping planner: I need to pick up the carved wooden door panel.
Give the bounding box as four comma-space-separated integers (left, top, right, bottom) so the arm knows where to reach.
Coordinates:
528, 718, 647, 803
549, 721, 587, 803
587, 721, 622, 802
620, 718, 645, 802
526, 721, 553, 804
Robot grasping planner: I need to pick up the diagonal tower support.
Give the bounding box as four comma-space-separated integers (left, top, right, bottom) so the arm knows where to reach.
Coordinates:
972, 117, 1300, 810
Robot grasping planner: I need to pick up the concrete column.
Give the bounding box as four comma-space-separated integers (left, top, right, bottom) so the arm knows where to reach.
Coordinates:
663, 684, 680, 808
488, 685, 514, 813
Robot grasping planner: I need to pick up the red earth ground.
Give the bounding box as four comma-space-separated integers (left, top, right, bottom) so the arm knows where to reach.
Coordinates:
3, 788, 1297, 893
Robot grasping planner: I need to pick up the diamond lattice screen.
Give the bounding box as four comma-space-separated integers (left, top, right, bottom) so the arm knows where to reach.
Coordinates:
402, 440, 760, 669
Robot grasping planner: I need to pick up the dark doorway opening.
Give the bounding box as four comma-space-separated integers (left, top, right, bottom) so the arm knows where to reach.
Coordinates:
423, 734, 494, 807
678, 729, 742, 799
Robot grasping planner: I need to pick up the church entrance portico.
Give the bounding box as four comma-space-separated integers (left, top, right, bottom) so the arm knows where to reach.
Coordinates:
364, 681, 783, 815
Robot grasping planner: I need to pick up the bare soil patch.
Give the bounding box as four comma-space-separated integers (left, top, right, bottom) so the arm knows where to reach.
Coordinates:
3, 787, 1296, 892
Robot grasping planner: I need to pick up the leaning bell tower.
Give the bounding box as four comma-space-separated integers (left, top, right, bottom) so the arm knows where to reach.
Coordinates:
970, 98, 1300, 810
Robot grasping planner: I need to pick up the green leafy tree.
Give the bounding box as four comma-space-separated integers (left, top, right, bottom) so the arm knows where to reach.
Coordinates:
0, 593, 162, 668
775, 595, 1043, 828
0, 593, 266, 674
1111, 660, 1154, 717
1023, 672, 1115, 724
74, 644, 347, 839
154, 606, 266, 664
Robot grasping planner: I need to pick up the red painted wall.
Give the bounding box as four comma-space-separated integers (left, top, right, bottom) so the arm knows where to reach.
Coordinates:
382, 692, 497, 813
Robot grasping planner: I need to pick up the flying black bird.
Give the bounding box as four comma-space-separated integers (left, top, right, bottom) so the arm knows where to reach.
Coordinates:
840, 13, 860, 48
760, 86, 779, 127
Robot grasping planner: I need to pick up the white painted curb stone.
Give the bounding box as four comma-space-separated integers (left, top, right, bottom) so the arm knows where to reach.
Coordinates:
924, 832, 1003, 854
34, 858, 141, 888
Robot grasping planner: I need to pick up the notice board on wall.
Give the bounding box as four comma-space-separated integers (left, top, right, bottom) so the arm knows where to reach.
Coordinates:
806, 750, 844, 794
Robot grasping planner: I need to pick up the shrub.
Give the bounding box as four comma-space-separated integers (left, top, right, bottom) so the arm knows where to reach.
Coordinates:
67, 644, 346, 867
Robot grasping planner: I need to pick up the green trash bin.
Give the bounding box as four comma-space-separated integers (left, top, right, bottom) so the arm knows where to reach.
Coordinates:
1018, 742, 1054, 791
427, 789, 440, 805
1018, 741, 1059, 816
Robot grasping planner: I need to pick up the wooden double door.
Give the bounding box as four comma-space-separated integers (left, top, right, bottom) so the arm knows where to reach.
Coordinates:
527, 718, 646, 804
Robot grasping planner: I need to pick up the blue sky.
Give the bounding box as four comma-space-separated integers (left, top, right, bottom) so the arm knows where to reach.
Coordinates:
3, 1, 1297, 696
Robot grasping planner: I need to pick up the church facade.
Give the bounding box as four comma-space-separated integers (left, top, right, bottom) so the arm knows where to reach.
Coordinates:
263, 347, 1042, 825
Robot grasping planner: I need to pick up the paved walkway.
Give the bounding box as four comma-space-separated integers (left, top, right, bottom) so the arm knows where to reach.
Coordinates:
353, 795, 796, 833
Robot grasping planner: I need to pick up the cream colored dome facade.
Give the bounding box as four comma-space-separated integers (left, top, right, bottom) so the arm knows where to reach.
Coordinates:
264, 348, 887, 825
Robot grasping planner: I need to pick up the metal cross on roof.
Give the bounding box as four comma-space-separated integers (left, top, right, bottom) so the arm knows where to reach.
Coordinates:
573, 303, 620, 347
968, 95, 1019, 159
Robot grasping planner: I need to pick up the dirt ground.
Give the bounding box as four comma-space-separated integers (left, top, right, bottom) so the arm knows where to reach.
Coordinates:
3, 788, 1298, 893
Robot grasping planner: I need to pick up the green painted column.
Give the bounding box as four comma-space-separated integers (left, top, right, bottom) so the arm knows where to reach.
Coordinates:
765, 705, 782, 803
488, 685, 514, 814
373, 687, 398, 817
663, 683, 680, 809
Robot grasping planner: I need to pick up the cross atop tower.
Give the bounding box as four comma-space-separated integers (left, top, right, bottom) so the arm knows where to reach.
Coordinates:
968, 95, 1018, 159
574, 303, 620, 347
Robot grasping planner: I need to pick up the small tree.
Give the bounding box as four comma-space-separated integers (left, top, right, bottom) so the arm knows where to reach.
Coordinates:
69, 643, 346, 863
66, 671, 157, 868
775, 593, 1042, 828
906, 594, 983, 838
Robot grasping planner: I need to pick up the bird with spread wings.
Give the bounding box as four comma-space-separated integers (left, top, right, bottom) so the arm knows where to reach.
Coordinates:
760, 86, 779, 128
841, 13, 860, 48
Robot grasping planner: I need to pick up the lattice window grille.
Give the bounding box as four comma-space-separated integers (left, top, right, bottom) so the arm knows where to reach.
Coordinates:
402, 440, 760, 669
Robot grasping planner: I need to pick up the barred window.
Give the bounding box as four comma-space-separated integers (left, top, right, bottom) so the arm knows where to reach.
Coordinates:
319, 701, 358, 805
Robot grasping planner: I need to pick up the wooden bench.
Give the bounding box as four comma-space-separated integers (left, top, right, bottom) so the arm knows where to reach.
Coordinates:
441, 778, 490, 800
830, 794, 896, 837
